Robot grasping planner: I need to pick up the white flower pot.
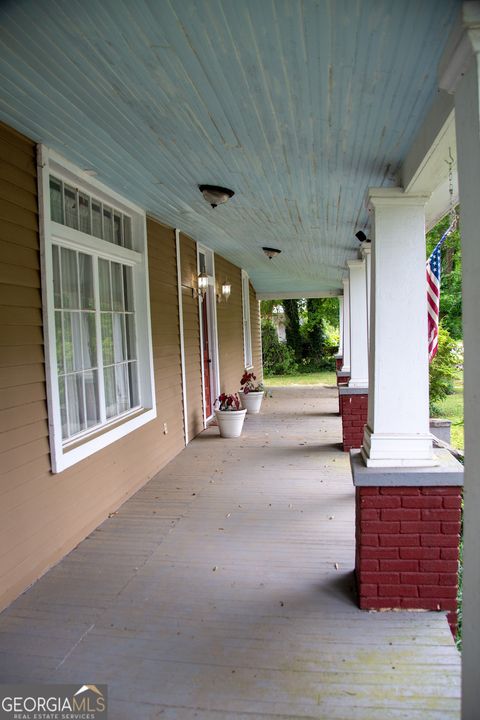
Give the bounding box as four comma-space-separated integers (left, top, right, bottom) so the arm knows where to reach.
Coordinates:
239, 390, 264, 414
215, 408, 247, 438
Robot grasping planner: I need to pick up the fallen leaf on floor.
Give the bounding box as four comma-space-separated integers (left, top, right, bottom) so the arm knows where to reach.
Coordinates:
108, 512, 118, 518
334, 563, 339, 570
329, 515, 335, 520
226, 513, 231, 518
213, 566, 218, 572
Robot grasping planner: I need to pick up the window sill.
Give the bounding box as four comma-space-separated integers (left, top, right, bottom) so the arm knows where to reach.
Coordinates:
53, 406, 157, 473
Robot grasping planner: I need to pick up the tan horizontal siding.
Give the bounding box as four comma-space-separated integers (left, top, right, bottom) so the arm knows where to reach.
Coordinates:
250, 282, 263, 381
0, 219, 39, 250
0, 306, 42, 326
180, 233, 203, 441
215, 255, 244, 394
0, 120, 187, 613
0, 262, 40, 288
0, 419, 48, 454
0, 284, 42, 308
0, 238, 39, 269
0, 344, 45, 367
0, 363, 46, 388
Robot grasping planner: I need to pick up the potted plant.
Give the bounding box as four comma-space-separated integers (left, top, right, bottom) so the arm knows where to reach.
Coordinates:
214, 393, 247, 438
238, 369, 265, 414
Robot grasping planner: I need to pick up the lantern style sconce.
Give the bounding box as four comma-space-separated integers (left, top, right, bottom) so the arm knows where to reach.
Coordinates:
197, 271, 209, 298
217, 280, 231, 303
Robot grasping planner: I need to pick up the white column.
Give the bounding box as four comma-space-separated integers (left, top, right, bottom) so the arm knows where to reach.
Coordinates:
439, 5, 480, 715
347, 259, 368, 387
337, 296, 344, 357
361, 188, 435, 467
340, 278, 350, 372
361, 244, 372, 344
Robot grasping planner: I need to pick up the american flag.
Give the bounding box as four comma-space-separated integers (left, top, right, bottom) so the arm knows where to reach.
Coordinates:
426, 224, 454, 361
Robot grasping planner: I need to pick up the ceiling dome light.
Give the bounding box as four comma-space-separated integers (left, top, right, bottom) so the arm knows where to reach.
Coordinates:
262, 247, 282, 259
199, 185, 235, 208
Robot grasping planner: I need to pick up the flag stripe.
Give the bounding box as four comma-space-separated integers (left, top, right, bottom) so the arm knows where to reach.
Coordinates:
426, 221, 455, 362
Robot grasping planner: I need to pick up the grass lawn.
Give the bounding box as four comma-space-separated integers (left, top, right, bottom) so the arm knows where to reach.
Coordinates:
264, 370, 337, 387
431, 371, 464, 450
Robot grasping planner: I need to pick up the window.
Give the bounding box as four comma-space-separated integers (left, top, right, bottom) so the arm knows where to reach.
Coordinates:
39, 147, 156, 472
241, 270, 253, 369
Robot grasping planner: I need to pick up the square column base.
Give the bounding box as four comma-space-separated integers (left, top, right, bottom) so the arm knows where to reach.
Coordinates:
336, 369, 350, 387
339, 387, 368, 451
362, 425, 438, 467
350, 449, 463, 636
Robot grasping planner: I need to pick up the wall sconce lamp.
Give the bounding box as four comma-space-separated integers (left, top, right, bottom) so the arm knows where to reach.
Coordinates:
196, 271, 209, 298
199, 185, 235, 209
217, 280, 231, 303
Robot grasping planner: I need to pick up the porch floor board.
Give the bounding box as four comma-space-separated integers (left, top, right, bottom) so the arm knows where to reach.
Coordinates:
0, 386, 460, 719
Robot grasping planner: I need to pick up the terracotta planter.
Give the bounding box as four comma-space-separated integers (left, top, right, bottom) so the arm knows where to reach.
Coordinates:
239, 390, 264, 414
215, 408, 247, 438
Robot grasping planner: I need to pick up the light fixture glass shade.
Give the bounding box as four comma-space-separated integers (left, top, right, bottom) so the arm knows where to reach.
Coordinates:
198, 271, 209, 293
199, 185, 235, 208
262, 246, 282, 259
221, 282, 231, 300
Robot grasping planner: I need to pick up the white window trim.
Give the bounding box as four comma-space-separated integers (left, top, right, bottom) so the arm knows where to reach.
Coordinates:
241, 269, 253, 370
38, 146, 157, 473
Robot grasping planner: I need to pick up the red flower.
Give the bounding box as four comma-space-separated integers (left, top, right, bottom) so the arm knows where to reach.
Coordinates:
216, 392, 241, 411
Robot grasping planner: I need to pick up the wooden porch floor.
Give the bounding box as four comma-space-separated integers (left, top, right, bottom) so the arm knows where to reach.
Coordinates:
0, 386, 460, 719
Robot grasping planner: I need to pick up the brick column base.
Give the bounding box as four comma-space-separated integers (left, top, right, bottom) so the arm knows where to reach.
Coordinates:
355, 485, 461, 635
339, 389, 368, 451
335, 357, 343, 372
336, 371, 350, 387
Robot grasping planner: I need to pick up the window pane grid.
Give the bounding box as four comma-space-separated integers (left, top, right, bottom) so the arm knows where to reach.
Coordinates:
49, 176, 133, 249
53, 243, 138, 443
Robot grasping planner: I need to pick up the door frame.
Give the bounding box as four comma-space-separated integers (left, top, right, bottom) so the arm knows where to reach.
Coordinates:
197, 243, 220, 426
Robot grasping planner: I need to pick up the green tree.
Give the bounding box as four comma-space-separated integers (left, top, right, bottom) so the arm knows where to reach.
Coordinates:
261, 319, 298, 375
260, 299, 281, 319
301, 298, 327, 366
429, 325, 459, 412
283, 299, 303, 360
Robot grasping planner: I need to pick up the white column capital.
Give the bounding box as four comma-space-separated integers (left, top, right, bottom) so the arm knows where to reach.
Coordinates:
368, 187, 430, 210
360, 243, 371, 259
347, 258, 365, 270
439, 2, 480, 94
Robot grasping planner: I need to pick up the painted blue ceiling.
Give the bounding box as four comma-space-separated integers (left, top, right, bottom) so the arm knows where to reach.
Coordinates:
0, 0, 460, 294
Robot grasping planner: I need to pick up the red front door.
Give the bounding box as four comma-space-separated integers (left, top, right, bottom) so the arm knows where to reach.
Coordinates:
202, 297, 212, 417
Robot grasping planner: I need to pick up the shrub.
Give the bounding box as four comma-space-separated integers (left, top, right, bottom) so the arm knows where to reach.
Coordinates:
429, 325, 461, 412
261, 319, 298, 375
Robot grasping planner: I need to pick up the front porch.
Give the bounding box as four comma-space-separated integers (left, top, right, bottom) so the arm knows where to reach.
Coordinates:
0, 386, 460, 719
